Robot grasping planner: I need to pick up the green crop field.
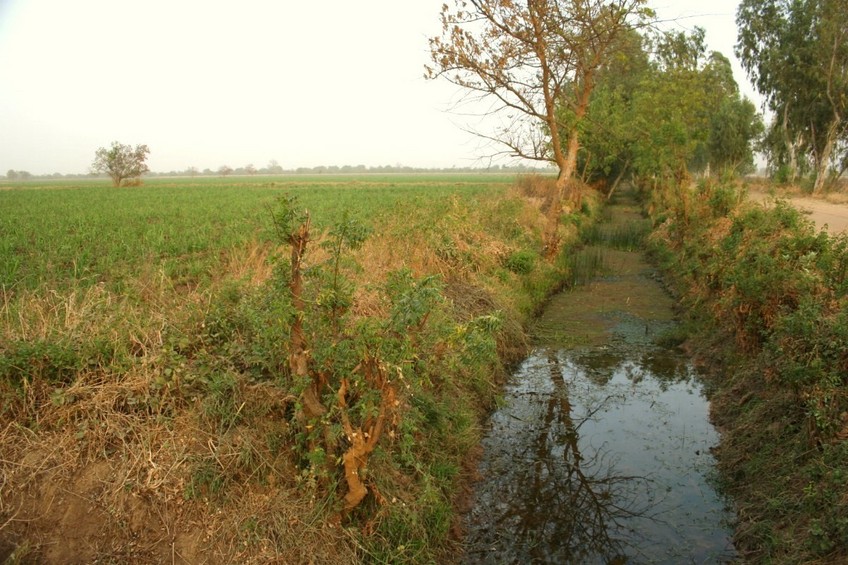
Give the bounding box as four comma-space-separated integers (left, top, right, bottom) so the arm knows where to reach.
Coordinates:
0, 171, 586, 563
0, 174, 517, 293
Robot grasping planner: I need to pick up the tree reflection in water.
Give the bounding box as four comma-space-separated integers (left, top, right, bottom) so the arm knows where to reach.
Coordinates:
463, 349, 658, 564
463, 336, 739, 564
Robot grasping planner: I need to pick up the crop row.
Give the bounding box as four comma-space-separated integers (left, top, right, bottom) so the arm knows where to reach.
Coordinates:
0, 175, 510, 292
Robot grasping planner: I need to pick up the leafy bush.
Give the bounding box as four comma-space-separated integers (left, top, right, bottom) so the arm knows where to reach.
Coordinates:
0, 337, 125, 388
0, 340, 81, 386
504, 250, 537, 274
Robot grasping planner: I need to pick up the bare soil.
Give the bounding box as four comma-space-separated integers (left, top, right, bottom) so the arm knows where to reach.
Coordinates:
750, 190, 848, 234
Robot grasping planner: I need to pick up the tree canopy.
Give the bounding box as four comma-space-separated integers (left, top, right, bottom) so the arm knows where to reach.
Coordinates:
574, 27, 763, 196
427, 0, 766, 223
737, 0, 848, 192
91, 142, 150, 187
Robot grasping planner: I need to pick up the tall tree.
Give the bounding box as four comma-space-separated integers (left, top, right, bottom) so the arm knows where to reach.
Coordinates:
708, 95, 764, 176
91, 141, 150, 187
578, 28, 762, 191
737, 0, 848, 192
626, 29, 718, 185
426, 0, 652, 256
573, 27, 648, 196
267, 159, 284, 174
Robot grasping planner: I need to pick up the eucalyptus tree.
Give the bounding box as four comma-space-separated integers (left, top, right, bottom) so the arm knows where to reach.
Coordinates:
708, 94, 763, 176
580, 29, 717, 187
426, 0, 653, 256
737, 0, 848, 192
630, 29, 723, 185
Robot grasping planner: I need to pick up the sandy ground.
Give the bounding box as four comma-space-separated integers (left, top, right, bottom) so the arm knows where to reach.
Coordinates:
750, 191, 848, 234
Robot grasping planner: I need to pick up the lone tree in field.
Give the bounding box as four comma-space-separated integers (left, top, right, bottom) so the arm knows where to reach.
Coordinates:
426, 0, 652, 256
92, 141, 150, 187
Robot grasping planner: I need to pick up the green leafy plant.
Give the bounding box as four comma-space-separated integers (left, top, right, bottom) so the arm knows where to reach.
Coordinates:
504, 250, 537, 274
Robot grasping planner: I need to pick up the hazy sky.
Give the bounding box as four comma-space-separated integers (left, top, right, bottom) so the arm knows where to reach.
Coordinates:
0, 1, 757, 175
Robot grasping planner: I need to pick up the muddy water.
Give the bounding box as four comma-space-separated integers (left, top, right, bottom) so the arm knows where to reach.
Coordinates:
463, 202, 737, 564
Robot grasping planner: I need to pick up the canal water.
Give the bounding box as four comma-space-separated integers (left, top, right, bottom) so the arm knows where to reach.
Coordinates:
462, 201, 737, 564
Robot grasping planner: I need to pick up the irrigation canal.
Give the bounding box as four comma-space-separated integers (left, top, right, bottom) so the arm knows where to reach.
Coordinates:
462, 195, 737, 564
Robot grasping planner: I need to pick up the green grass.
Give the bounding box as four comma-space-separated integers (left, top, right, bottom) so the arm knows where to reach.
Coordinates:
0, 174, 514, 292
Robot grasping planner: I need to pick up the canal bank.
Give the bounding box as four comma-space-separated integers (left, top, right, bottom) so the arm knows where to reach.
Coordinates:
646, 180, 848, 563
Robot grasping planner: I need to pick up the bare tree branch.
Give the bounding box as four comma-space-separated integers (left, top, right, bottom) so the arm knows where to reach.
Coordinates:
427, 0, 653, 256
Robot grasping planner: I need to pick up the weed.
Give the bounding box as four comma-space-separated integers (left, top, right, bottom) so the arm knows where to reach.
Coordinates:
504, 250, 537, 274
202, 372, 243, 433
566, 246, 606, 286
0, 339, 82, 387
185, 456, 227, 500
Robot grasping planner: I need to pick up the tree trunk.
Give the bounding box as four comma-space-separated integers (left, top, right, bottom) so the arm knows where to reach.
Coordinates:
813, 117, 841, 194
288, 215, 326, 421
543, 181, 564, 260
542, 75, 593, 261
782, 105, 800, 184
606, 162, 630, 201
337, 357, 396, 512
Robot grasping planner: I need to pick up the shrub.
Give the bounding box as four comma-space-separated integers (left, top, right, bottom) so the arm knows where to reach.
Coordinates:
504, 249, 537, 274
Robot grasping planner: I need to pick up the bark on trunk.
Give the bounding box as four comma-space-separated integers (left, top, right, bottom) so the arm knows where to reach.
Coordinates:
782, 106, 800, 184
288, 215, 326, 421
813, 120, 840, 195
338, 357, 396, 512
542, 175, 567, 261
541, 66, 594, 261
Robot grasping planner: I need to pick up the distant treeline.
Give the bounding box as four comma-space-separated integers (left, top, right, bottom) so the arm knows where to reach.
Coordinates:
3, 163, 554, 181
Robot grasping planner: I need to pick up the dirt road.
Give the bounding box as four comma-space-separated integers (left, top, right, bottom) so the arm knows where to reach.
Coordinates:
750, 191, 848, 234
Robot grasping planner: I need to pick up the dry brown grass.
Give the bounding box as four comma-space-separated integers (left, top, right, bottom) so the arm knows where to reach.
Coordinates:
0, 359, 359, 563
824, 190, 848, 204
219, 241, 278, 286
0, 226, 382, 562
1, 284, 119, 342
0, 241, 295, 561
353, 189, 545, 288
515, 173, 556, 201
